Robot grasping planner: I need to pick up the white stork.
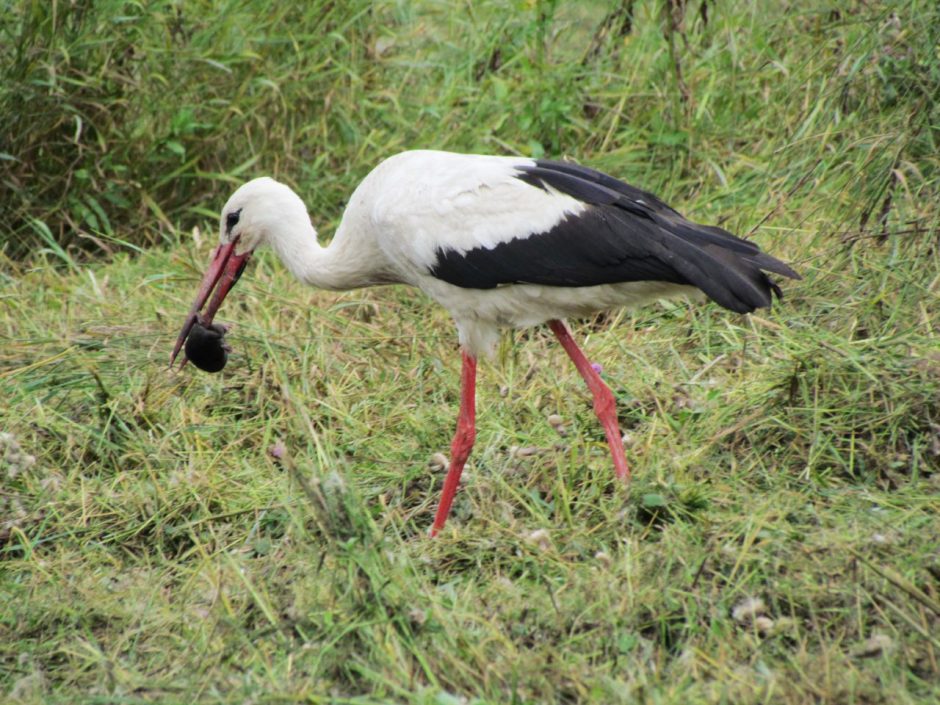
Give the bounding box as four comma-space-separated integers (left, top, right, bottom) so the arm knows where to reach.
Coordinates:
170, 150, 799, 536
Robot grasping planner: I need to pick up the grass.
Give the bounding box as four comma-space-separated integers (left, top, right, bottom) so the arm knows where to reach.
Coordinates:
2, 0, 940, 702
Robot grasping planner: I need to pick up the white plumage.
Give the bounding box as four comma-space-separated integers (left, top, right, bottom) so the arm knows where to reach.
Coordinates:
220, 151, 701, 355
172, 149, 798, 536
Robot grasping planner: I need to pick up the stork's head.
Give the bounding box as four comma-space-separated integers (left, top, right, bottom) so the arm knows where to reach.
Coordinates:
169, 177, 304, 371
218, 177, 309, 254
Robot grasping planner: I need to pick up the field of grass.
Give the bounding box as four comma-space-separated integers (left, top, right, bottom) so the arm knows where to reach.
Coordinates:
2, 0, 939, 702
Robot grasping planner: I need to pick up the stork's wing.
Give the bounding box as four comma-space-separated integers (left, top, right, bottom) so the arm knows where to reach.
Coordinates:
435, 160, 798, 313
367, 152, 798, 314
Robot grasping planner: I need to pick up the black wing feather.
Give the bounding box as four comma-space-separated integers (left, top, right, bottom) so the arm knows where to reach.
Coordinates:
429, 159, 800, 314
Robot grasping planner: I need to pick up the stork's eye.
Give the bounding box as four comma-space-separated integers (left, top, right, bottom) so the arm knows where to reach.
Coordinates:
225, 209, 242, 233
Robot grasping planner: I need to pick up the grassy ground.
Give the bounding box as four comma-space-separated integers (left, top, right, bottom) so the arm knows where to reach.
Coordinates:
2, 1, 940, 703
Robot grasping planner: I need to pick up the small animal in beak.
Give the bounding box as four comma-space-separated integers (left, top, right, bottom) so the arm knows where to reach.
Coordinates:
184, 316, 231, 373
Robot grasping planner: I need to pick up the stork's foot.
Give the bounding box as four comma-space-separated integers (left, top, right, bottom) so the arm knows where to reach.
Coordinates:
430, 351, 478, 536
548, 319, 632, 481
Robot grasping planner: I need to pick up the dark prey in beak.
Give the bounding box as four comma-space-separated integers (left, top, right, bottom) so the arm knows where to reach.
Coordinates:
170, 237, 251, 370
185, 317, 231, 373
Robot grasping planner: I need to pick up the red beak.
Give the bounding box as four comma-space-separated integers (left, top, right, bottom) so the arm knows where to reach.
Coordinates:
170, 238, 252, 369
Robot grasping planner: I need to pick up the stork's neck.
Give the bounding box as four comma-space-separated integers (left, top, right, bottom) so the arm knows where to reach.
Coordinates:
266, 210, 392, 291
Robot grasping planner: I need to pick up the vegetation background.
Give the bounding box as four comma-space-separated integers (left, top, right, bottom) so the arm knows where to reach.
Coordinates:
1, 0, 938, 702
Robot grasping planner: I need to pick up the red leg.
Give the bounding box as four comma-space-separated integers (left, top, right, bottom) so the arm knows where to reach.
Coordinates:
430, 350, 477, 536
548, 319, 631, 481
